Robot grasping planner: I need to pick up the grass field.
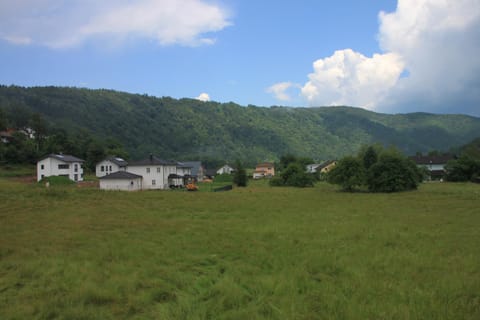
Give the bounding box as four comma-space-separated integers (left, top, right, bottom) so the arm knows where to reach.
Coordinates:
0, 176, 479, 319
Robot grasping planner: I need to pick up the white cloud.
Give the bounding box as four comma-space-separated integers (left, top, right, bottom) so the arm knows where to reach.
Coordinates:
285, 0, 480, 115
267, 82, 299, 102
0, 0, 231, 48
301, 49, 404, 109
196, 93, 210, 102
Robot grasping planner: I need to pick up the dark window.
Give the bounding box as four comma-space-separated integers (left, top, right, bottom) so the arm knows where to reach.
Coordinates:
101, 165, 104, 172
146, 168, 150, 173
40, 164, 44, 170
157, 167, 161, 173
58, 164, 69, 169
152, 179, 156, 185
74, 164, 78, 172
109, 165, 112, 171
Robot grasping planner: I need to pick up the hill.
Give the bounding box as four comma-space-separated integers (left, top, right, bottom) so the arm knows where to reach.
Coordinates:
1, 85, 480, 163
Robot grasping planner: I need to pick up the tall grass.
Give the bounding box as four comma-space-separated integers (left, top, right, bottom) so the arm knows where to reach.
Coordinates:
0, 178, 479, 319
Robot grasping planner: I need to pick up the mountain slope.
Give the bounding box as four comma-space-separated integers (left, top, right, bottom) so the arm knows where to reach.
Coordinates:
1, 85, 479, 162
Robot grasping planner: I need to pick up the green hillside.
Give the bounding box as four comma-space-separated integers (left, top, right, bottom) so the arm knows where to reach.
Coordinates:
1, 85, 479, 163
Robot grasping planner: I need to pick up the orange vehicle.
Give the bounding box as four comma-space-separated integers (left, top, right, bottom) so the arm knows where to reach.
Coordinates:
186, 182, 198, 191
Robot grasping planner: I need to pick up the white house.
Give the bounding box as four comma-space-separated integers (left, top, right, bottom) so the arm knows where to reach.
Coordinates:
37, 154, 84, 182
98, 171, 143, 191
96, 156, 128, 177
217, 164, 234, 175
126, 155, 178, 190
410, 154, 454, 180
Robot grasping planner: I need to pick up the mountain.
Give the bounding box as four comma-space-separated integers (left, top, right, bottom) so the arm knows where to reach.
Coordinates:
1, 85, 480, 163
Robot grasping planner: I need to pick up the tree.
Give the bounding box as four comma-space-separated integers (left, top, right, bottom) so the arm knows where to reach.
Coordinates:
445, 155, 480, 182
30, 113, 48, 152
233, 160, 248, 187
366, 153, 421, 192
362, 145, 378, 169
327, 156, 365, 191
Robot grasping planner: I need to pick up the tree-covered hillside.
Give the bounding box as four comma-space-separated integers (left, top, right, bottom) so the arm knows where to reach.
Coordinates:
1, 85, 480, 164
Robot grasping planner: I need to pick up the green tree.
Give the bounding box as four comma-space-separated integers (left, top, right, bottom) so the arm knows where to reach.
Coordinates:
233, 160, 248, 187
367, 153, 421, 192
362, 145, 378, 169
445, 155, 480, 182
327, 156, 365, 191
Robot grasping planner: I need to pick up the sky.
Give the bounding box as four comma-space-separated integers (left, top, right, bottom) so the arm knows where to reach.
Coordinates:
0, 0, 479, 116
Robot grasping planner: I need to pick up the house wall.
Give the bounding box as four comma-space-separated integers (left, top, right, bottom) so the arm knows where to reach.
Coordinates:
96, 160, 125, 177
127, 164, 177, 189
217, 165, 233, 174
37, 158, 83, 182
99, 178, 142, 191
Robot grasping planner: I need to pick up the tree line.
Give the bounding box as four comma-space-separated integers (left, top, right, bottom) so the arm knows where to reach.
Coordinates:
0, 107, 128, 171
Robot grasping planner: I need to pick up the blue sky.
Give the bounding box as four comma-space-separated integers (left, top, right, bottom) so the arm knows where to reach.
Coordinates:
0, 0, 479, 116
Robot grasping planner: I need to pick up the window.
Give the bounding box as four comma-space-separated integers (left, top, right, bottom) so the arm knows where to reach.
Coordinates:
74, 164, 78, 172
74, 174, 78, 181
152, 179, 156, 185
146, 168, 150, 173
109, 165, 112, 171
58, 164, 69, 169
40, 164, 44, 170
101, 165, 104, 172
157, 167, 161, 173
41, 174, 44, 179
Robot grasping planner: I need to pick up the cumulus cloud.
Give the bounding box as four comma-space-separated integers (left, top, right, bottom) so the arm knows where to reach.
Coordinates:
196, 93, 210, 102
0, 0, 231, 48
272, 0, 480, 115
301, 49, 404, 109
266, 82, 300, 102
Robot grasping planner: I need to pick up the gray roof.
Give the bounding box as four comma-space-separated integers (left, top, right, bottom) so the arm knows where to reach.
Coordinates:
128, 155, 177, 166
103, 156, 128, 167
98, 171, 143, 180
39, 154, 84, 163
182, 161, 203, 176
409, 155, 454, 165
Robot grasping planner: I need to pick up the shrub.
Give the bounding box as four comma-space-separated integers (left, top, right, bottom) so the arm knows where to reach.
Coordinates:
367, 154, 420, 192
327, 156, 365, 192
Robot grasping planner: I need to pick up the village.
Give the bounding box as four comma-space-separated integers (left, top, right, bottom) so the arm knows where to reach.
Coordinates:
35, 152, 453, 191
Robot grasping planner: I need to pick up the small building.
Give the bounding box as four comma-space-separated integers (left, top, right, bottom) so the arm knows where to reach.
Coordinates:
99, 171, 143, 191
306, 160, 337, 174
410, 154, 454, 180
253, 162, 275, 179
217, 164, 234, 175
95, 156, 128, 177
182, 161, 205, 181
37, 154, 84, 182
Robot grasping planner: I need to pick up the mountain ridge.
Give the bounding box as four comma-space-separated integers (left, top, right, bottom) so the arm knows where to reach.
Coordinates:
1, 85, 479, 163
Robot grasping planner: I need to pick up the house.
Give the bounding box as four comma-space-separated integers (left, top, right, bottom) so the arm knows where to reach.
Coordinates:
306, 160, 337, 174
37, 154, 84, 182
253, 162, 275, 179
169, 162, 193, 188
217, 164, 234, 175
410, 154, 454, 180
0, 129, 15, 143
98, 171, 143, 191
127, 155, 178, 190
182, 161, 205, 181
95, 156, 128, 177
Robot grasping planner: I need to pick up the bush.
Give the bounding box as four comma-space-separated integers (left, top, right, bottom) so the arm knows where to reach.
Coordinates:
367, 154, 420, 192
327, 156, 365, 192
269, 162, 314, 187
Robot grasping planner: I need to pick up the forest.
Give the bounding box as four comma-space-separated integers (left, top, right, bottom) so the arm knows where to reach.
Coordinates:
1, 85, 480, 168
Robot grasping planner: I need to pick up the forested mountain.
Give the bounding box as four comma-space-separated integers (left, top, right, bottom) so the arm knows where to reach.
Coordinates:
1, 85, 480, 165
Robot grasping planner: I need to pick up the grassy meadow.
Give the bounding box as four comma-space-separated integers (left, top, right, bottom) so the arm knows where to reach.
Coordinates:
0, 175, 479, 319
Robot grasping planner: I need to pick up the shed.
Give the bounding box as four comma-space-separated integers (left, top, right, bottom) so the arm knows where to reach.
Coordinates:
99, 171, 143, 191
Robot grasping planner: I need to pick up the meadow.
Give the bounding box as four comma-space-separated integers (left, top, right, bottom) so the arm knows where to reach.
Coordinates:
0, 175, 479, 319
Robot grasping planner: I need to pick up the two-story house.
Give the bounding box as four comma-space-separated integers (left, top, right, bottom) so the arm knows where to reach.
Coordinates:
37, 154, 84, 182
95, 156, 128, 177
253, 162, 275, 179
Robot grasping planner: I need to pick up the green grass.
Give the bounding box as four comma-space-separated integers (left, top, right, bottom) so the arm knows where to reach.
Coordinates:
0, 164, 35, 178
0, 178, 479, 319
